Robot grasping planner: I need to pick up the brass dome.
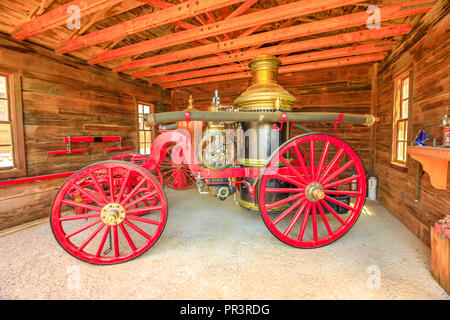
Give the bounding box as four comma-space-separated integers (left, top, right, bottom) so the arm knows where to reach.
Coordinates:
234, 55, 296, 112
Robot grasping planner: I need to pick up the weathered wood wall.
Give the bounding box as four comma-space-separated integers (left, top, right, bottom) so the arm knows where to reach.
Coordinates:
171, 64, 374, 169
0, 33, 170, 231
374, 3, 449, 246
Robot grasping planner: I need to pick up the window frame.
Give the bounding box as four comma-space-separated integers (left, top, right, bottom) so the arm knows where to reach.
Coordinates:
137, 102, 155, 156
391, 69, 413, 169
0, 71, 26, 179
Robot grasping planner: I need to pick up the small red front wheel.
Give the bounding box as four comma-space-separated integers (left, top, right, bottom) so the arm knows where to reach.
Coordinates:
159, 143, 195, 190
50, 161, 167, 265
258, 133, 366, 248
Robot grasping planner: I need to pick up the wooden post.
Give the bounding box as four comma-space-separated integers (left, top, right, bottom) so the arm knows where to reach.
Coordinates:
369, 62, 378, 178
431, 219, 450, 294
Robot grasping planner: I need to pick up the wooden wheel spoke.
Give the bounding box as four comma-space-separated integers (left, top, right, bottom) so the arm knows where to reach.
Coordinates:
127, 206, 162, 215
96, 226, 111, 257
325, 190, 361, 196
293, 144, 311, 181
324, 195, 353, 211
116, 170, 131, 203
124, 190, 158, 210
324, 175, 360, 190
320, 200, 345, 225
89, 172, 109, 203
267, 173, 305, 189
113, 225, 119, 258
78, 223, 105, 252
123, 219, 153, 240
279, 156, 309, 185
320, 160, 354, 186
59, 213, 99, 221
120, 178, 147, 205
61, 199, 101, 212
312, 203, 318, 241
108, 167, 115, 202
283, 202, 307, 236
119, 224, 137, 251
316, 141, 330, 180
126, 215, 160, 225
265, 188, 303, 193
266, 192, 304, 211
65, 219, 102, 239
309, 140, 315, 178
298, 203, 311, 241
72, 184, 105, 207
317, 201, 333, 236
272, 197, 305, 225
319, 147, 344, 182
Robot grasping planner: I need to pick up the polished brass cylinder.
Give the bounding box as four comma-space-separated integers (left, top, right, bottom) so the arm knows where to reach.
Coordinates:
234, 55, 296, 213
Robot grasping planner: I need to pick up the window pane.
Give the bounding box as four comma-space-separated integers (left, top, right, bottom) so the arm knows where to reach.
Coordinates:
139, 131, 146, 144
0, 145, 13, 168
397, 142, 405, 162
144, 105, 150, 114
402, 100, 409, 119
145, 131, 151, 143
397, 121, 405, 140
0, 99, 8, 121
0, 76, 7, 99
145, 143, 150, 155
140, 143, 146, 155
139, 117, 144, 130
402, 77, 409, 99
138, 104, 143, 115
0, 123, 12, 145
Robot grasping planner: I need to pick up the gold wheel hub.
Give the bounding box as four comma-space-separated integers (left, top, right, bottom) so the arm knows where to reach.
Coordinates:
101, 203, 126, 226
305, 182, 325, 202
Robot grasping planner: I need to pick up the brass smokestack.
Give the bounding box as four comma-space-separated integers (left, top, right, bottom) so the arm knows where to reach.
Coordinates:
234, 55, 296, 112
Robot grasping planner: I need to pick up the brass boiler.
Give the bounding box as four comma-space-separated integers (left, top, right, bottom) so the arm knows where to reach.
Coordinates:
234, 55, 297, 213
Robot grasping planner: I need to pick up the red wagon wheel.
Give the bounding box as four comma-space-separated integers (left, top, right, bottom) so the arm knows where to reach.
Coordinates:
109, 152, 163, 186
159, 143, 195, 190
258, 133, 366, 248
50, 161, 167, 265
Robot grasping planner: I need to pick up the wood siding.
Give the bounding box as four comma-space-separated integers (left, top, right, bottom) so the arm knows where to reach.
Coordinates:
0, 33, 169, 231
374, 3, 449, 246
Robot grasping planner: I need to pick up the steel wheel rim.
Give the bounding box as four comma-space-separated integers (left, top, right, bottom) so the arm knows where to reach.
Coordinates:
258, 133, 366, 248
50, 161, 167, 265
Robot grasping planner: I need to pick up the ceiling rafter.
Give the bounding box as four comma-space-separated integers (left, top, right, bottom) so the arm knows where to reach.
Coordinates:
161, 53, 387, 88
131, 24, 412, 78
55, 0, 246, 54
152, 41, 397, 84
66, 5, 117, 41
114, 0, 433, 73
29, 0, 57, 19
12, 0, 125, 40
88, 0, 367, 65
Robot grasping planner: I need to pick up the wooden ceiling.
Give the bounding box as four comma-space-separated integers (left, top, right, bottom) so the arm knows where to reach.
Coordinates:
0, 0, 435, 89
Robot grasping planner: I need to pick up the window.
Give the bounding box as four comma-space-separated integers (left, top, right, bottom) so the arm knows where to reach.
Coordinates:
0, 72, 26, 179
138, 103, 154, 155
392, 72, 411, 167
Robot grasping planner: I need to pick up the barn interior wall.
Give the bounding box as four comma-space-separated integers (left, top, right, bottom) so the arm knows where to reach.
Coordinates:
373, 5, 449, 246
0, 33, 170, 231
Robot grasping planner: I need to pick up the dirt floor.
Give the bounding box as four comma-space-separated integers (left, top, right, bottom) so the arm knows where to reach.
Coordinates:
0, 188, 448, 300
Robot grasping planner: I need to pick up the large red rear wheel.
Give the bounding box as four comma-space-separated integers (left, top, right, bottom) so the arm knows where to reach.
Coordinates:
160, 143, 195, 190
50, 161, 167, 264
258, 133, 366, 248
109, 152, 163, 186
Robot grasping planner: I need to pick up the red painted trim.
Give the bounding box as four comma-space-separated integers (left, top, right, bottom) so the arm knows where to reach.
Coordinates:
0, 172, 75, 187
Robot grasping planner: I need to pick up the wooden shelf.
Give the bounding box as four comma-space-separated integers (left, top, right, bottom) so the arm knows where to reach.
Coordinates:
408, 146, 450, 190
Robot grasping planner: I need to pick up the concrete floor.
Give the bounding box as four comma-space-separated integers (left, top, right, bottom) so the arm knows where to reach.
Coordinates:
0, 188, 448, 300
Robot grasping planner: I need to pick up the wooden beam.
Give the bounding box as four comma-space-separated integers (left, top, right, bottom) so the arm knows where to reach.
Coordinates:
161, 54, 387, 88
113, 0, 434, 72
12, 0, 125, 40
55, 0, 245, 54
66, 5, 115, 41
130, 24, 413, 78
29, 0, 57, 19
225, 0, 258, 19
88, 0, 367, 64
153, 41, 396, 83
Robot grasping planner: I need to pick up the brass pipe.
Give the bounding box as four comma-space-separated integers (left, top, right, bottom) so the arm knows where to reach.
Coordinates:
145, 111, 376, 127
